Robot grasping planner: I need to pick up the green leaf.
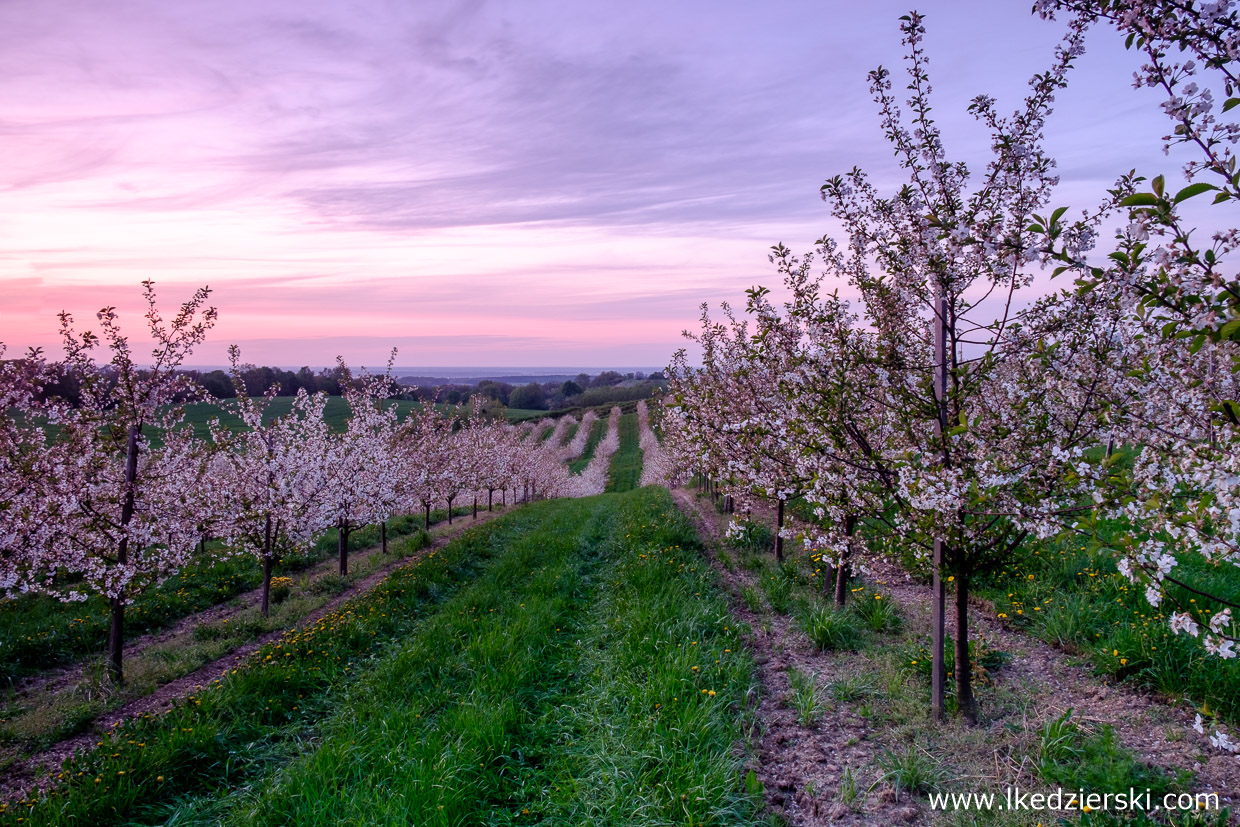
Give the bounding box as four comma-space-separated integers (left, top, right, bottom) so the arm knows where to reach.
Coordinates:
1120, 193, 1160, 207
1050, 206, 1068, 225
1152, 175, 1165, 198
1214, 192, 1233, 204
1224, 97, 1240, 113
1189, 333, 1207, 354
1222, 319, 1240, 340
1174, 182, 1217, 203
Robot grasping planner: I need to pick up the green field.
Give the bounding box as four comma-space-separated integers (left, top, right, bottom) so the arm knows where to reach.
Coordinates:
605, 411, 642, 493
4, 489, 764, 827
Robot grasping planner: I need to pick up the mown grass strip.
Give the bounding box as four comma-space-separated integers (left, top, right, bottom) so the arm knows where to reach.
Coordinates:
568, 417, 607, 475
604, 411, 642, 494
198, 494, 611, 827
536, 491, 758, 825
5, 489, 764, 827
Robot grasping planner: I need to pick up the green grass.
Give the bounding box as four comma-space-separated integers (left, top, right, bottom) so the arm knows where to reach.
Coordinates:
568, 417, 607, 475
1036, 709, 1189, 801
604, 411, 642, 493
799, 604, 864, 651
4, 488, 764, 827
976, 533, 1240, 725
787, 667, 823, 726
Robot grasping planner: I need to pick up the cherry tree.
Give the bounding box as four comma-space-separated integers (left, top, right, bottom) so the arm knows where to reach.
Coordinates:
0, 351, 67, 599
561, 410, 598, 463
636, 400, 672, 488
323, 359, 398, 576
213, 348, 333, 615
566, 407, 621, 497
668, 296, 813, 559
667, 11, 1122, 722
7, 283, 218, 682
1033, 0, 1240, 671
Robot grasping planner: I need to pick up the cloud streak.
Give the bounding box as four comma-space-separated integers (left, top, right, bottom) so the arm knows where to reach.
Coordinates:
0, 0, 1187, 365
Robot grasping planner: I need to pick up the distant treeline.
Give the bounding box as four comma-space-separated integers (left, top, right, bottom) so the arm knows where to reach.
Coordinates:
7, 359, 669, 414
11, 360, 667, 412
407, 370, 667, 411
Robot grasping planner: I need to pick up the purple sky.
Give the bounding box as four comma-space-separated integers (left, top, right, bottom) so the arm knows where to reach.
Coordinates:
0, 0, 1180, 367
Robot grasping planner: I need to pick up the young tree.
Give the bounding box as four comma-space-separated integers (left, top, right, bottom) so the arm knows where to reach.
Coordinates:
808, 11, 1106, 721
323, 359, 398, 576
7, 283, 218, 683
213, 348, 333, 615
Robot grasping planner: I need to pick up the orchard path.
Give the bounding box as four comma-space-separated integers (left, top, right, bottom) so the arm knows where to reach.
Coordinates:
673, 487, 1240, 826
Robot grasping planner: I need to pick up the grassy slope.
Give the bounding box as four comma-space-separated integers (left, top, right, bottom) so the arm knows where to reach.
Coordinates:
6, 489, 763, 827
605, 411, 642, 494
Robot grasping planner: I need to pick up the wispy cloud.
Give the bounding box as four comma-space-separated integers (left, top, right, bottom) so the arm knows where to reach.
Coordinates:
0, 0, 1180, 365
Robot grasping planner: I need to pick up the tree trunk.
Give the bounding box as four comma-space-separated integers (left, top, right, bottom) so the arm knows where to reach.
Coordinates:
424, 502, 431, 531
381, 521, 388, 554
835, 515, 855, 608
955, 571, 976, 723
774, 498, 785, 561
261, 515, 273, 616
338, 518, 350, 576
473, 496, 478, 520
488, 489, 493, 512
931, 275, 950, 723
502, 488, 506, 506
447, 497, 454, 525
932, 540, 947, 723
108, 422, 141, 684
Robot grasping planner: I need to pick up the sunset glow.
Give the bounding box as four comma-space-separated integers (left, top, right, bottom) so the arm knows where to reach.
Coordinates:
0, 0, 1176, 367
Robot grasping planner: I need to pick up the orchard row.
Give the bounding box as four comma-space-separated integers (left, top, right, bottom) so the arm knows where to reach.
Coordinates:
659, 0, 1240, 757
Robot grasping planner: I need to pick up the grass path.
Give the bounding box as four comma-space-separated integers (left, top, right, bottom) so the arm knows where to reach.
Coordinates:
568, 416, 607, 475
4, 489, 769, 827
605, 411, 642, 493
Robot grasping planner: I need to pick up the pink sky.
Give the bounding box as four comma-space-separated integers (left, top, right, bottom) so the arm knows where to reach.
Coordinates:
0, 0, 1184, 367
